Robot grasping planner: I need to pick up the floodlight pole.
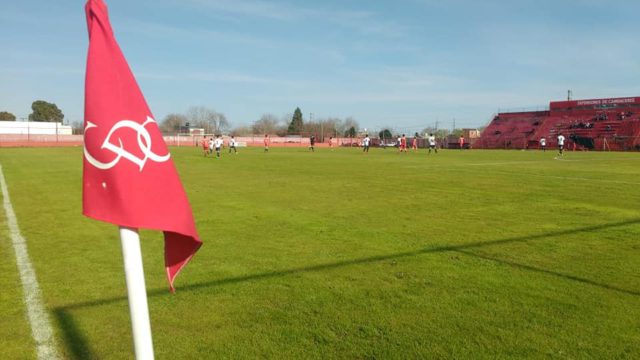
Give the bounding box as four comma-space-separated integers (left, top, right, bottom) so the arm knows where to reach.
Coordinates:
120, 226, 155, 360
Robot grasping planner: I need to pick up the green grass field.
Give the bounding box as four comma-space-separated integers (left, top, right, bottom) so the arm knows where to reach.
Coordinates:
1, 146, 639, 359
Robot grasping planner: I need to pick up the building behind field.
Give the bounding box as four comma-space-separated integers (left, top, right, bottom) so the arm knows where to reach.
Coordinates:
0, 121, 72, 135
476, 96, 640, 151
445, 128, 479, 149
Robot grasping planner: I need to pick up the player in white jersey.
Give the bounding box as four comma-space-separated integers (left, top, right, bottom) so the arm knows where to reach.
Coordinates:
427, 133, 437, 154
228, 136, 237, 154
362, 134, 370, 153
539, 137, 546, 152
208, 137, 214, 155
214, 135, 223, 158
557, 133, 565, 156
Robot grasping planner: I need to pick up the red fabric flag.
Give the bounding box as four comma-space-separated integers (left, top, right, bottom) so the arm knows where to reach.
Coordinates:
83, 0, 201, 292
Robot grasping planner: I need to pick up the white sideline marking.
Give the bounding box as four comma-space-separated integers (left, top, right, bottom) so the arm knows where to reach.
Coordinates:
468, 161, 545, 166
0, 165, 59, 360
462, 167, 640, 185
521, 173, 640, 186
469, 158, 640, 166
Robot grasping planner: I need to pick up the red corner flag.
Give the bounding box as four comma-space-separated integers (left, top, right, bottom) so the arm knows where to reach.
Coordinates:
83, 0, 201, 292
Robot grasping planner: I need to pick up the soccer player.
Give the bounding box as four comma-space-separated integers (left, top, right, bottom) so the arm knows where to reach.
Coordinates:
309, 135, 315, 152
200, 135, 209, 157
459, 135, 465, 150
229, 135, 237, 154
400, 134, 407, 153
411, 133, 418, 151
329, 136, 334, 150
557, 133, 565, 157
214, 135, 223, 158
428, 133, 438, 154
362, 134, 370, 153
539, 137, 546, 152
264, 134, 270, 152
208, 137, 214, 156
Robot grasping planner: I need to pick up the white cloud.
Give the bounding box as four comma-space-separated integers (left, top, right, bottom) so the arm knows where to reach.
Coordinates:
173, 0, 409, 37
179, 0, 297, 21
119, 19, 281, 49
136, 69, 295, 86
120, 18, 348, 65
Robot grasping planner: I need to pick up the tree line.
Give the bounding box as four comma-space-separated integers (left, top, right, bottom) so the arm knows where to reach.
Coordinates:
0, 101, 361, 139
1, 101, 478, 140
0, 100, 64, 122
159, 106, 361, 141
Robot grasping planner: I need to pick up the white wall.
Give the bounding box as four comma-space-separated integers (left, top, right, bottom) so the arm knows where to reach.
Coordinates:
0, 121, 72, 135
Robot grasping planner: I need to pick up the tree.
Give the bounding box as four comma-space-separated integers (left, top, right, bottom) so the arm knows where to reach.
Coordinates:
160, 113, 188, 133
215, 113, 229, 134
230, 125, 253, 136
378, 129, 393, 140
342, 117, 359, 135
287, 107, 304, 134
450, 128, 463, 137
0, 111, 16, 121
321, 117, 341, 137
345, 126, 357, 137
28, 100, 64, 122
186, 106, 229, 134
253, 113, 282, 134
421, 127, 450, 139
71, 120, 85, 135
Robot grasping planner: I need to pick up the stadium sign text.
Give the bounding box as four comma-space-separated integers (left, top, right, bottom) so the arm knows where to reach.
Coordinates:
576, 98, 636, 106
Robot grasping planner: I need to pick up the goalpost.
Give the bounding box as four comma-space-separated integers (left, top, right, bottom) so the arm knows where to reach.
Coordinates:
176, 134, 248, 148
175, 133, 196, 147
175, 133, 217, 147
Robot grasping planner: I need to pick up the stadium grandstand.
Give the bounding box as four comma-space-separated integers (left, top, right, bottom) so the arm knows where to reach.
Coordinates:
476, 96, 640, 151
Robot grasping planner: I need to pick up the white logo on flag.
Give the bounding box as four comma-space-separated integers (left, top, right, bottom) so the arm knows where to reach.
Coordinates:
84, 116, 170, 171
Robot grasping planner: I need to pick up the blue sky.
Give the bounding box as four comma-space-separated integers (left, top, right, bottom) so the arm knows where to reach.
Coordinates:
1, 0, 638, 132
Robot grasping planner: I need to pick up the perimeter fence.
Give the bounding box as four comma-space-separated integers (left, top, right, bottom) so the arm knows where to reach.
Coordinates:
0, 132, 457, 149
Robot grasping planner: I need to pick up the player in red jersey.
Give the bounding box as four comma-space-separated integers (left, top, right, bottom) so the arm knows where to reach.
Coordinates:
400, 134, 407, 153
411, 133, 418, 152
459, 135, 465, 150
200, 135, 208, 157
264, 134, 270, 152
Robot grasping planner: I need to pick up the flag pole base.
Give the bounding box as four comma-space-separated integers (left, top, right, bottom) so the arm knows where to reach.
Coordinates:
120, 226, 155, 359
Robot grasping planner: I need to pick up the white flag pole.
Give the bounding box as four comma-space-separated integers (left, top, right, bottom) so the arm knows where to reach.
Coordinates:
120, 226, 155, 359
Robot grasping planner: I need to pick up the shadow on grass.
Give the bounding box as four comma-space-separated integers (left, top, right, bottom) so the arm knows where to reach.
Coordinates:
53, 218, 640, 359
52, 308, 96, 359
455, 249, 640, 296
